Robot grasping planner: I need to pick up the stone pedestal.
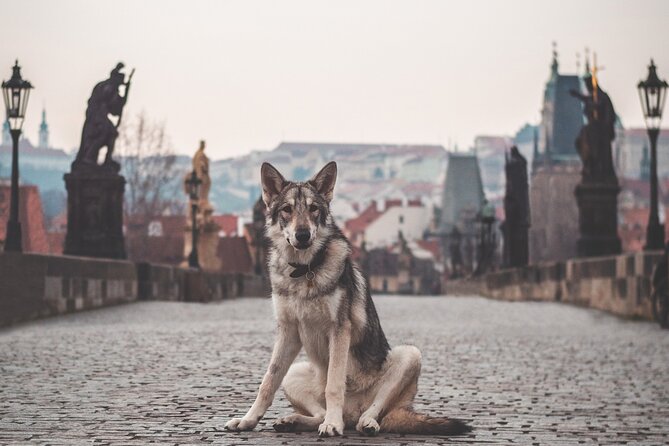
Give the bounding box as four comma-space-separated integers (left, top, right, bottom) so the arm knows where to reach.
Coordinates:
183, 220, 221, 271
63, 171, 126, 259
575, 181, 621, 257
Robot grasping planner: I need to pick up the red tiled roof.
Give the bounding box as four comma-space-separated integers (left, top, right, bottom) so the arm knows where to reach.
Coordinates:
0, 183, 49, 253
415, 239, 442, 262
218, 236, 253, 274
385, 199, 402, 209
345, 201, 382, 234
212, 214, 238, 236
125, 215, 186, 264
621, 178, 650, 201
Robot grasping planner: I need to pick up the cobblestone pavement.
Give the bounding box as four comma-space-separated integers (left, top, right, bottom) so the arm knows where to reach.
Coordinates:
1, 296, 669, 445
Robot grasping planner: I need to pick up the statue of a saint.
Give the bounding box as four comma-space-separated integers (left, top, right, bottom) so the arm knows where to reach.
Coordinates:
570, 72, 617, 182
74, 63, 132, 172
571, 57, 622, 257
184, 140, 213, 224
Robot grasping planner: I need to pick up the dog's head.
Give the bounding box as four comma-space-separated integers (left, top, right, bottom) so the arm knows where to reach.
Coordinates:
261, 161, 337, 250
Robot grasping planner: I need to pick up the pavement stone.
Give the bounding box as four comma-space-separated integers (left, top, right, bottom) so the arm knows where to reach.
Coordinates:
1, 296, 668, 445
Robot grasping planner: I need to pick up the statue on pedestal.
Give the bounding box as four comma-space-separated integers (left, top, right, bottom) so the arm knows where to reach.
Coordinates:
64, 63, 133, 259
569, 58, 621, 257
503, 146, 530, 267
182, 141, 221, 271
184, 140, 213, 223
73, 63, 133, 173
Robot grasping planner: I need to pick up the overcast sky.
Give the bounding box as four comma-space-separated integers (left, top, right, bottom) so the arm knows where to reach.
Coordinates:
2, 0, 669, 158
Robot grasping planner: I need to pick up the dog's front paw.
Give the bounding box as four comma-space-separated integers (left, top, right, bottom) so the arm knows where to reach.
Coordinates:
356, 414, 380, 436
224, 417, 258, 432
318, 420, 344, 437
273, 416, 298, 433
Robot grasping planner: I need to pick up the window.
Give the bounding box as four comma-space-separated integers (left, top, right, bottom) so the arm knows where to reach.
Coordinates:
399, 215, 404, 224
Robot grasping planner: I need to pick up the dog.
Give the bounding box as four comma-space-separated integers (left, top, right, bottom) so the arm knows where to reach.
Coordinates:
224, 161, 471, 437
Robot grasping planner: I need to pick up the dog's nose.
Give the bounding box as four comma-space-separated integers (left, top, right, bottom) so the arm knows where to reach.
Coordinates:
295, 228, 311, 243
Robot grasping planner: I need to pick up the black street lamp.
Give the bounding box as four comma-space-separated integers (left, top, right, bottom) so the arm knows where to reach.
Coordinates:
185, 170, 202, 268
638, 59, 668, 251
1, 60, 33, 252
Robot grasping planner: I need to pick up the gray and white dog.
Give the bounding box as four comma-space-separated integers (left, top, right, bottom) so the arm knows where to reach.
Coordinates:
224, 161, 470, 437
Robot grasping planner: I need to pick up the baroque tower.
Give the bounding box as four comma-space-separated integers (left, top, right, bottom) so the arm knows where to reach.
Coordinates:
38, 108, 49, 149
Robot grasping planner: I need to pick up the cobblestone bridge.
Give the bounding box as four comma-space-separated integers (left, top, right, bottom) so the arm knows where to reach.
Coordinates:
1, 296, 668, 445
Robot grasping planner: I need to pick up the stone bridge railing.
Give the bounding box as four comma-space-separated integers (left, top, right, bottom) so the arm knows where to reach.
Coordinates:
0, 252, 268, 327
484, 251, 662, 320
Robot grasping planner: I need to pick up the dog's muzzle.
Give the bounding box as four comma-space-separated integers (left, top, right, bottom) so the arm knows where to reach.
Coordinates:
293, 227, 312, 250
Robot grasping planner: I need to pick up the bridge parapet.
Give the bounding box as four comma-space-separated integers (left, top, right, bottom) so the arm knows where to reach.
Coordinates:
485, 251, 662, 320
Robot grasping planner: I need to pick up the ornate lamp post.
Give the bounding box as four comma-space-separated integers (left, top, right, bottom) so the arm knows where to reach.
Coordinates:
638, 60, 668, 250
1, 60, 33, 252
185, 170, 202, 268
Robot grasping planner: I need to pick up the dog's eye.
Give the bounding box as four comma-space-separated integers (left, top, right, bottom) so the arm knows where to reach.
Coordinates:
281, 205, 292, 213
309, 204, 319, 213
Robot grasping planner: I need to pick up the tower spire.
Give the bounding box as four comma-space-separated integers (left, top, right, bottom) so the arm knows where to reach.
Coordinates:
38, 106, 49, 149
584, 46, 591, 76
551, 41, 558, 75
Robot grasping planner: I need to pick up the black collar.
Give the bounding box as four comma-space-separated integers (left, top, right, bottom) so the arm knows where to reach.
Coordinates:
288, 245, 327, 279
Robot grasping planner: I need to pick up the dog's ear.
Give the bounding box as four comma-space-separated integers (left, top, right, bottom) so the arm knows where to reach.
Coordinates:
309, 161, 337, 202
261, 162, 286, 207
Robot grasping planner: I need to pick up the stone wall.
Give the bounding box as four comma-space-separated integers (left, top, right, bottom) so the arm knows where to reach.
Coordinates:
485, 251, 662, 320
0, 252, 268, 327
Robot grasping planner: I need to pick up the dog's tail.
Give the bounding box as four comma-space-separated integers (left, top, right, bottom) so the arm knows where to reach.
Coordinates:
379, 407, 472, 435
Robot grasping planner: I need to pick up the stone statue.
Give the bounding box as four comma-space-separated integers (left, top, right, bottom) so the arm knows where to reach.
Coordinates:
570, 73, 617, 182
503, 146, 530, 267
570, 64, 621, 257
74, 63, 133, 172
184, 140, 213, 221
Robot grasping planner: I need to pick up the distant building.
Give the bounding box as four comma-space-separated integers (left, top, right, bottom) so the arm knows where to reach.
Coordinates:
529, 49, 582, 263
513, 123, 538, 166
439, 152, 485, 232
617, 128, 669, 179
0, 109, 72, 211
38, 109, 49, 150
344, 200, 383, 246
475, 135, 513, 200
344, 198, 428, 249
533, 50, 583, 168
0, 182, 51, 253
365, 235, 441, 295
364, 200, 429, 249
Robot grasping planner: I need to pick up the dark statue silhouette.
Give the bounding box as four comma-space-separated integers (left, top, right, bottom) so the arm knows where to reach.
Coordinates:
64, 63, 131, 259
570, 75, 617, 183
73, 63, 133, 172
503, 146, 530, 267
570, 69, 621, 257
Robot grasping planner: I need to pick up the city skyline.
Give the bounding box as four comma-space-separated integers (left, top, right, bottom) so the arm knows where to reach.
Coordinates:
2, 0, 669, 158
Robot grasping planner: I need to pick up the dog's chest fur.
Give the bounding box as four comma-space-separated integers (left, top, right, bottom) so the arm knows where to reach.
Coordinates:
274, 286, 345, 369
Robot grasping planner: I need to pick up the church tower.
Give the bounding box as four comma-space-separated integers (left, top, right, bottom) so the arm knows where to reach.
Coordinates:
38, 108, 49, 149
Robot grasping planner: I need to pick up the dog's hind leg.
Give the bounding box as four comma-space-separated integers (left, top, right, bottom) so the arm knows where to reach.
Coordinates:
274, 361, 326, 432
356, 345, 421, 436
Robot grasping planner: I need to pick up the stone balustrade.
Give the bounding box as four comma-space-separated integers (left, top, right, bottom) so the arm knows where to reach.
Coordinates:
0, 252, 268, 327
485, 251, 662, 320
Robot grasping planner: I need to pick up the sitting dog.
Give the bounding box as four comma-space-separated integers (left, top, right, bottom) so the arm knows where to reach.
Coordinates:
224, 161, 471, 437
